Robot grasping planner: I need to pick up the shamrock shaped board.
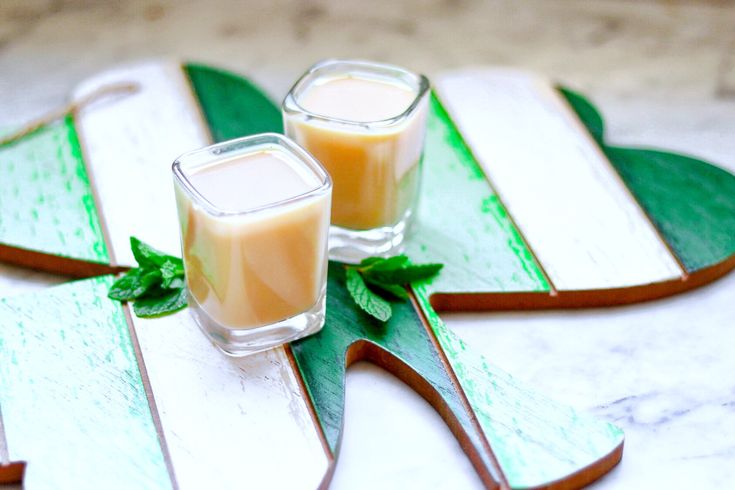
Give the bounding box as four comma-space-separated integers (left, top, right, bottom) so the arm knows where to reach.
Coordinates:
0, 61, 733, 489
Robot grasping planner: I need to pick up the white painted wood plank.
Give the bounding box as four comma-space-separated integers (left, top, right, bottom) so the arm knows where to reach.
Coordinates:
0, 276, 171, 489
75, 60, 328, 488
435, 69, 683, 291
73, 60, 210, 266
131, 311, 329, 490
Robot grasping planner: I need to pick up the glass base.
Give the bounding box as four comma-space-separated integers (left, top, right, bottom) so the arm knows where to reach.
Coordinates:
188, 290, 326, 357
328, 209, 413, 264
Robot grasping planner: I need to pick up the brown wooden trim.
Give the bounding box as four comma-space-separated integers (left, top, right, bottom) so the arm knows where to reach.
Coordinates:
288, 335, 510, 490
287, 336, 510, 490
283, 344, 335, 490
343, 339, 507, 489
0, 462, 26, 485
0, 391, 22, 484
413, 295, 625, 490
526, 441, 624, 490
338, 336, 508, 489
430, 254, 735, 312
0, 404, 22, 486
0, 244, 122, 278
432, 89, 558, 296
0, 401, 10, 465
122, 306, 179, 490
554, 82, 689, 282
408, 295, 509, 490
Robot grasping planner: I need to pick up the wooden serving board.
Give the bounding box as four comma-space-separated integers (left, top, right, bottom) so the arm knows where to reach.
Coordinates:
0, 61, 733, 489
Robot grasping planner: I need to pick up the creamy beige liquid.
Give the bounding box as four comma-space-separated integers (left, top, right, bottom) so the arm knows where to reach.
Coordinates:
176, 150, 330, 329
285, 75, 427, 230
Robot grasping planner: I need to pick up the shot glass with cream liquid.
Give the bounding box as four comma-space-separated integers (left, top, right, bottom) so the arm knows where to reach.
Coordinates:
283, 59, 430, 262
172, 133, 332, 356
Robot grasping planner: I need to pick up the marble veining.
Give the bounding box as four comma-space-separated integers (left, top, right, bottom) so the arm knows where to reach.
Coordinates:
0, 0, 733, 488
449, 269, 735, 489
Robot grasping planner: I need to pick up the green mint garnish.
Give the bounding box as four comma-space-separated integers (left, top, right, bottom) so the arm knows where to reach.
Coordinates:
346, 268, 392, 322
108, 237, 187, 318
109, 242, 443, 323
345, 255, 443, 322
132, 286, 188, 318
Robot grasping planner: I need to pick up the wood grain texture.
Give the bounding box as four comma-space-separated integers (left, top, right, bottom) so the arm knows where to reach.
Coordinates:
184, 64, 548, 300
130, 310, 329, 490
0, 116, 108, 265
0, 276, 171, 489
431, 87, 735, 310
434, 69, 684, 291
606, 148, 735, 273
290, 262, 507, 489
405, 94, 549, 296
0, 462, 25, 485
73, 61, 210, 266
291, 263, 626, 489
561, 88, 735, 275
184, 63, 283, 142
2, 61, 733, 490
71, 62, 329, 489
558, 87, 735, 274
3, 60, 733, 302
413, 285, 624, 489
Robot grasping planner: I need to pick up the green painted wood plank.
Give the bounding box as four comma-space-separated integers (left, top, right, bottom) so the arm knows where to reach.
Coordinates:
406, 94, 549, 294
605, 147, 735, 273
0, 276, 171, 489
183, 63, 283, 143
561, 87, 735, 273
413, 286, 624, 489
0, 116, 108, 263
292, 263, 623, 488
184, 64, 546, 293
290, 262, 505, 485
558, 87, 604, 145
5, 63, 730, 287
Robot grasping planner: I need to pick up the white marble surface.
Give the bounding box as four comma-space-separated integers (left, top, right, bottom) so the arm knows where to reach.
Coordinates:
1, 0, 734, 488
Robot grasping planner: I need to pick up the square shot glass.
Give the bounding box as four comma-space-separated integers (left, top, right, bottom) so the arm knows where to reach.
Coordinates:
282, 59, 430, 263
172, 133, 332, 356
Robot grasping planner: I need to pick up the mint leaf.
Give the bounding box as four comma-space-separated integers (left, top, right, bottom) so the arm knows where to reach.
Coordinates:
363, 263, 443, 285
358, 256, 384, 268
346, 267, 392, 322
108, 268, 161, 301
359, 255, 409, 272
130, 236, 181, 269
160, 258, 185, 288
108, 238, 188, 319
133, 287, 188, 318
345, 255, 444, 321
364, 278, 409, 300
162, 276, 185, 290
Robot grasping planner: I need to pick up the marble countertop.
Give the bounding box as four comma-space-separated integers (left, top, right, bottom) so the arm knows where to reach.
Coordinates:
1, 0, 734, 488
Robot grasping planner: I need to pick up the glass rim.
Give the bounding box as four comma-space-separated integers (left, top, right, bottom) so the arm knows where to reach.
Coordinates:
282, 58, 431, 129
172, 133, 332, 218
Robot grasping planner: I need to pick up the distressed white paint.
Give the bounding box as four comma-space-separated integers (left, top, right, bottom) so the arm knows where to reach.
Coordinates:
435, 69, 684, 291
131, 311, 329, 490
74, 60, 329, 488
2, 4, 734, 488
0, 277, 171, 489
73, 61, 209, 266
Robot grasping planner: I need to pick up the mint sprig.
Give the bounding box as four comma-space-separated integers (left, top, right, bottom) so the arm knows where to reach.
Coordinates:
109, 242, 442, 322
108, 237, 187, 318
346, 268, 392, 322
345, 255, 443, 322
